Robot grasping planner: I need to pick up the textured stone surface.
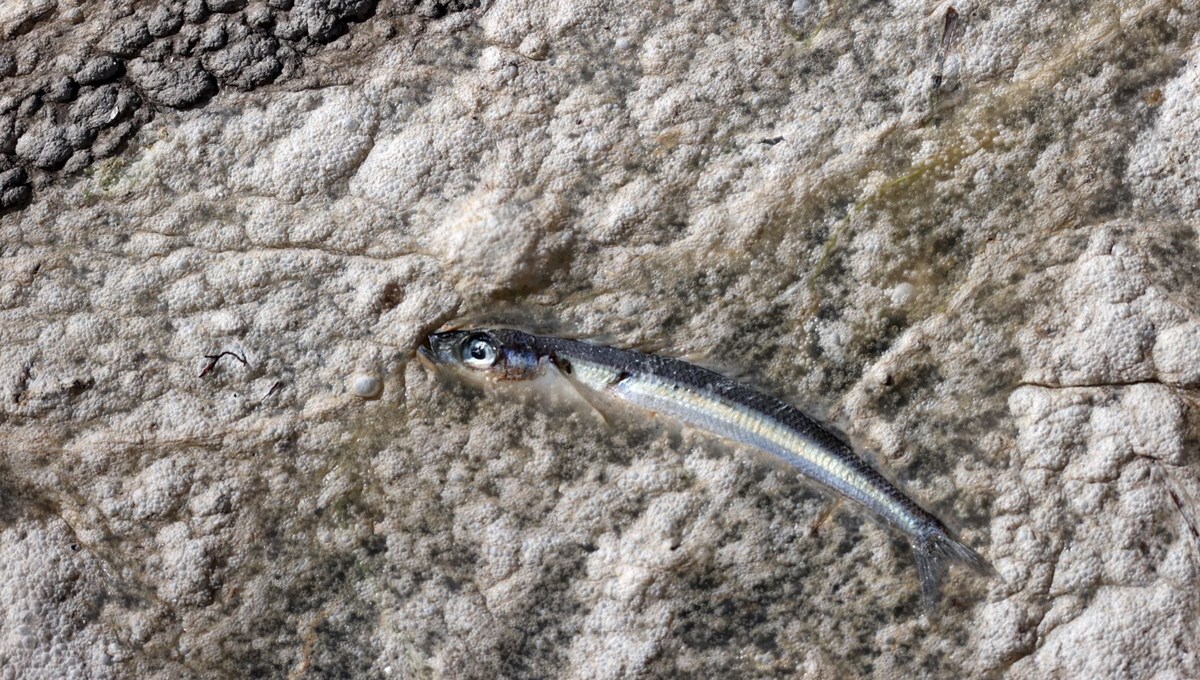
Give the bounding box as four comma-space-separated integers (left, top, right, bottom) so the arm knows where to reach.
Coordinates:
0, 0, 478, 211
2, 0, 1199, 677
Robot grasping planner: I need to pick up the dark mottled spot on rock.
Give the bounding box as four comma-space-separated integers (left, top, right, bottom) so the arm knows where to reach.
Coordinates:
18, 94, 41, 117
200, 23, 228, 51
204, 34, 282, 89
0, 54, 16, 77
225, 18, 252, 42
272, 14, 307, 40
66, 378, 95, 397
208, 0, 249, 13
15, 120, 71, 169
76, 56, 123, 85
174, 24, 202, 56
0, 181, 31, 209
44, 76, 78, 103
127, 57, 217, 109
267, 0, 294, 9
0, 166, 28, 191
417, 0, 480, 19
63, 149, 91, 174
93, 119, 140, 159
295, 0, 376, 43
65, 85, 135, 148
148, 5, 186, 38
139, 41, 176, 63
63, 124, 90, 151
0, 115, 15, 153
184, 0, 210, 23
15, 44, 39, 77
102, 20, 154, 58
376, 281, 404, 312
56, 56, 85, 75
1, 0, 55, 37
246, 4, 274, 29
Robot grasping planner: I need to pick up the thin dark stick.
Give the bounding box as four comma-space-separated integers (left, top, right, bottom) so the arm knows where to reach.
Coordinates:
199, 351, 248, 378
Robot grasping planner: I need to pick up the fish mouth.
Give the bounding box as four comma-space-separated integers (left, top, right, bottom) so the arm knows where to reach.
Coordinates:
416, 336, 438, 369
416, 337, 433, 359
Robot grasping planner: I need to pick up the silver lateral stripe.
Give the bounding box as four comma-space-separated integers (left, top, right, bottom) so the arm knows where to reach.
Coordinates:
422, 327, 995, 608
609, 367, 918, 533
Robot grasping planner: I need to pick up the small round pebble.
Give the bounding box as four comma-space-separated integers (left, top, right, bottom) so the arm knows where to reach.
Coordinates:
890, 282, 915, 306
350, 374, 383, 400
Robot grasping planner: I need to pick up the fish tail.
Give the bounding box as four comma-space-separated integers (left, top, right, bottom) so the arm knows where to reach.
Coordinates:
913, 525, 996, 610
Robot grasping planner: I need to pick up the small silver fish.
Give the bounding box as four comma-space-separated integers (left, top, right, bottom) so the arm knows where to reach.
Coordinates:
418, 327, 994, 607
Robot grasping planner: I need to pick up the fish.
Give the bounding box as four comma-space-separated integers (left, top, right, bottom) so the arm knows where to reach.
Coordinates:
418, 327, 995, 607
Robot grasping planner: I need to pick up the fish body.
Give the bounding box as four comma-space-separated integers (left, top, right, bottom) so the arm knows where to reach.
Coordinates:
419, 328, 993, 606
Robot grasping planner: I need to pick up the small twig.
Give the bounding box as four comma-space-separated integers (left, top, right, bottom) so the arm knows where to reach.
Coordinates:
264, 381, 284, 398
199, 351, 248, 378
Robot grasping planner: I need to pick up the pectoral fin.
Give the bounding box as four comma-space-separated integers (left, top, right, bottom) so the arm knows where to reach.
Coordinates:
545, 358, 614, 426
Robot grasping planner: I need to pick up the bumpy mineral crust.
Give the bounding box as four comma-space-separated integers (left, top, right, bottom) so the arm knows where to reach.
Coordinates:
1, 0, 1197, 677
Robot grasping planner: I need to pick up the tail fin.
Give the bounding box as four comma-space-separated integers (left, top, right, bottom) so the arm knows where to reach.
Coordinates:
914, 529, 996, 610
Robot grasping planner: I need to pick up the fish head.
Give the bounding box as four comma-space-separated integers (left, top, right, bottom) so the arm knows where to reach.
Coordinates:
418, 328, 542, 381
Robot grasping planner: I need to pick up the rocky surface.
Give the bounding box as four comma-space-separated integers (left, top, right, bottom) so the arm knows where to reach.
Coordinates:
1, 0, 1198, 677
0, 0, 479, 210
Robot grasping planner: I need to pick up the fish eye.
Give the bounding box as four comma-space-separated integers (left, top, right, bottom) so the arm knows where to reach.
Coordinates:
461, 335, 499, 369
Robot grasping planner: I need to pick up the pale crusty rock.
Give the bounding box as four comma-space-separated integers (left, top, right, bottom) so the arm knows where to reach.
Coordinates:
429, 190, 571, 299
1016, 227, 1195, 387
1010, 583, 1196, 678
1128, 55, 1200, 219
0, 518, 115, 679
226, 89, 379, 201
2, 0, 1200, 678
